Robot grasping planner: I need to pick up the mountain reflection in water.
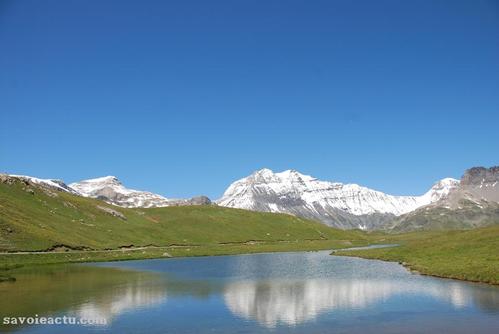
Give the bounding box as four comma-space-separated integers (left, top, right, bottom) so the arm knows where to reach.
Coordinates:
0, 264, 168, 329
75, 281, 167, 324
223, 279, 477, 327
2, 251, 499, 333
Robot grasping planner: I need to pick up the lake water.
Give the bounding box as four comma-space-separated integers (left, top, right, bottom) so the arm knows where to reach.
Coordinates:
1, 251, 499, 333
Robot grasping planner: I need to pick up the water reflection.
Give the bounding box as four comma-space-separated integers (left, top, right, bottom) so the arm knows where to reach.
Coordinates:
225, 279, 386, 326
2, 252, 499, 333
0, 265, 168, 330
222, 275, 499, 328
224, 279, 476, 327
75, 281, 167, 324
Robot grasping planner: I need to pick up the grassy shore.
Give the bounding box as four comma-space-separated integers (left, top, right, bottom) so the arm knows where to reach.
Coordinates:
335, 225, 499, 285
2, 228, 498, 285
0, 239, 365, 266
0, 239, 368, 280
0, 178, 371, 280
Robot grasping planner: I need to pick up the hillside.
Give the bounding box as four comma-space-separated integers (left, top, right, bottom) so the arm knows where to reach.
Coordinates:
68, 175, 211, 208
0, 176, 364, 253
388, 166, 499, 232
336, 225, 499, 284
387, 199, 499, 232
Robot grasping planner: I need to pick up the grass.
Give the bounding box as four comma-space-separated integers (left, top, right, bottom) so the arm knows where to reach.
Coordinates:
0, 239, 359, 267
0, 178, 368, 273
335, 225, 499, 284
2, 178, 498, 285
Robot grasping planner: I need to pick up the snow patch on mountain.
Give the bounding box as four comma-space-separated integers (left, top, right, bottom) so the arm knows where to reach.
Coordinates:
69, 176, 172, 208
9, 174, 79, 194
217, 169, 459, 226
68, 176, 211, 208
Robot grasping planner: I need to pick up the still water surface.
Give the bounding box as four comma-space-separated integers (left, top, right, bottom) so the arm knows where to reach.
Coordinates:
1, 251, 499, 333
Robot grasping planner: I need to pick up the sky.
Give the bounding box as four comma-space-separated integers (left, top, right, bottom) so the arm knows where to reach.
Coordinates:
1, 0, 498, 199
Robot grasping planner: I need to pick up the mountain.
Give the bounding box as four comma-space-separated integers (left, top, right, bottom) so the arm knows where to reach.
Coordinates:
6, 166, 497, 232
0, 173, 363, 252
388, 167, 499, 232
3, 174, 210, 209
460, 166, 499, 202
68, 176, 210, 208
7, 174, 80, 195
217, 169, 459, 230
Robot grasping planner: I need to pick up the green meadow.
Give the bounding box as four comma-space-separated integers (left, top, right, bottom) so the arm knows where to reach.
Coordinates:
336, 225, 499, 285
1, 179, 498, 285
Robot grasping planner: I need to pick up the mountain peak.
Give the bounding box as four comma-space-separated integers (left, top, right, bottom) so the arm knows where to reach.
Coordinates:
461, 166, 499, 186
249, 168, 278, 183
69, 176, 172, 208
278, 169, 302, 177
458, 166, 499, 203
248, 168, 316, 184
276, 169, 315, 182
77, 175, 122, 185
218, 169, 459, 229
68, 176, 211, 208
253, 168, 274, 176
422, 177, 460, 203
431, 177, 460, 189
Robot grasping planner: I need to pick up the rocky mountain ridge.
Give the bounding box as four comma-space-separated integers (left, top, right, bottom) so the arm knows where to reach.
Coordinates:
69, 176, 211, 208
216, 168, 459, 229
388, 166, 499, 231
1, 174, 211, 208
3, 166, 497, 231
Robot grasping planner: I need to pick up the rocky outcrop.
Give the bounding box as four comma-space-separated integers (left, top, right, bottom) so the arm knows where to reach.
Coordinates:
461, 166, 499, 186
166, 196, 212, 206
0, 174, 15, 185
96, 205, 127, 221
458, 166, 499, 203
1, 174, 79, 195
388, 166, 499, 232
189, 196, 211, 205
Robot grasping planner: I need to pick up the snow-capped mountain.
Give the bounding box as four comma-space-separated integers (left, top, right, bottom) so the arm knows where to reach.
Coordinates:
2, 174, 210, 208
69, 176, 210, 208
69, 176, 172, 208
387, 166, 499, 232
217, 169, 459, 229
8, 174, 80, 194
5, 166, 496, 231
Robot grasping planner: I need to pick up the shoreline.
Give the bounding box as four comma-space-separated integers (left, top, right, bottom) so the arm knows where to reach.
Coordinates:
333, 249, 499, 286
0, 239, 367, 278
3, 242, 498, 287
338, 253, 499, 286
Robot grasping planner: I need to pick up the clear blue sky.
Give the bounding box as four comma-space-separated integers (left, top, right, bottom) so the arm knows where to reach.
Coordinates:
1, 0, 498, 199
